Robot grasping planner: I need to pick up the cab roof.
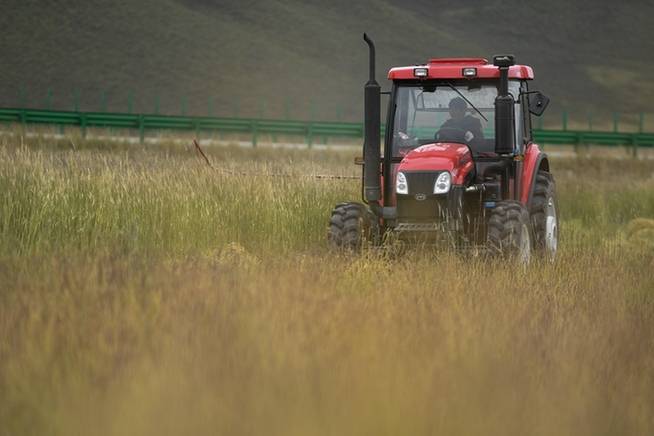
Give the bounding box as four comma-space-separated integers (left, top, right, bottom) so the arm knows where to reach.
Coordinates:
387, 58, 534, 80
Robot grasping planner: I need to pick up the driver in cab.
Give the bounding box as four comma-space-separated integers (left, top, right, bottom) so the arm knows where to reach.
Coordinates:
438, 97, 484, 145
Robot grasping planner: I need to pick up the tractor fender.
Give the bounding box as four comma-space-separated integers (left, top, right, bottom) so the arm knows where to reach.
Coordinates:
520, 144, 549, 207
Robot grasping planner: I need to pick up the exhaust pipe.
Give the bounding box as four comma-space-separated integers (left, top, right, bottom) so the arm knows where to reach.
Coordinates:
363, 33, 381, 202
493, 54, 516, 155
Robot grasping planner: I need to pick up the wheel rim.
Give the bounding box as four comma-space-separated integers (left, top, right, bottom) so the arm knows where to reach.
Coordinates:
545, 197, 558, 258
519, 223, 531, 265
359, 216, 368, 248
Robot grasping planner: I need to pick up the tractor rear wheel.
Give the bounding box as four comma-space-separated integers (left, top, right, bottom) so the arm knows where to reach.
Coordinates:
487, 200, 532, 263
530, 171, 559, 260
327, 202, 378, 250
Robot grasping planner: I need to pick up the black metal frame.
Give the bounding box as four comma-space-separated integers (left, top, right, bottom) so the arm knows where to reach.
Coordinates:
362, 34, 382, 205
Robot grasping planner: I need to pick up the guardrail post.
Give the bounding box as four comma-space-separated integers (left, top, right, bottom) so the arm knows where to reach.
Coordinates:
139, 114, 145, 144
258, 100, 265, 119
100, 90, 108, 112
207, 97, 214, 117
309, 101, 317, 147
310, 101, 316, 122
613, 112, 619, 133
631, 135, 638, 159
128, 91, 134, 114
256, 100, 273, 143
205, 98, 216, 139
19, 85, 27, 108
587, 112, 593, 131
73, 89, 80, 112
252, 120, 258, 147
233, 98, 240, 118
561, 110, 567, 131
45, 88, 53, 110
80, 113, 87, 139
307, 122, 313, 148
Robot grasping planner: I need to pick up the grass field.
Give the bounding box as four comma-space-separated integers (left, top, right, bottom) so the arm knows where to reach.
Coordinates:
1, 134, 654, 435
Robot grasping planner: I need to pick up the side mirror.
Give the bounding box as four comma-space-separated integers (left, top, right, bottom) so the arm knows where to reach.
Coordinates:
528, 91, 550, 116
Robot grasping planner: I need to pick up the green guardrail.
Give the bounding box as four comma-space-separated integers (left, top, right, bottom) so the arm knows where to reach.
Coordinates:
1, 108, 653, 155
0, 107, 365, 147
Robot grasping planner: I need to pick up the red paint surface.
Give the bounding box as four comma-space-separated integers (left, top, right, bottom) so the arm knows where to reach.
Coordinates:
429, 58, 489, 65
379, 160, 405, 207
381, 142, 544, 208
520, 143, 544, 204
397, 143, 474, 185
388, 58, 534, 81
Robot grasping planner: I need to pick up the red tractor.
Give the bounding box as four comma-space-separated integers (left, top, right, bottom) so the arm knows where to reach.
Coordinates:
328, 34, 558, 261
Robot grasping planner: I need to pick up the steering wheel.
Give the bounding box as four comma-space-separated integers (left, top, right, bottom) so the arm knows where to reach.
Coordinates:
393, 131, 418, 153
435, 127, 469, 143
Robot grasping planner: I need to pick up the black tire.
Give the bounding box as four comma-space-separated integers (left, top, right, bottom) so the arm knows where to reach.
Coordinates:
530, 171, 559, 260
327, 203, 378, 250
487, 200, 532, 263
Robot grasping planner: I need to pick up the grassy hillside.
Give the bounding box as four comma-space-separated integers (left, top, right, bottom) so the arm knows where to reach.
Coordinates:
1, 0, 653, 123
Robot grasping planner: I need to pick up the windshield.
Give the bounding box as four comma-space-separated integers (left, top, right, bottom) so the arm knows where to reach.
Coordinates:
391, 81, 521, 156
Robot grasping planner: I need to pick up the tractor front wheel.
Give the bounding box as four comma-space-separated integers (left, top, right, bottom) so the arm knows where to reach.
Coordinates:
327, 203, 378, 250
487, 200, 532, 263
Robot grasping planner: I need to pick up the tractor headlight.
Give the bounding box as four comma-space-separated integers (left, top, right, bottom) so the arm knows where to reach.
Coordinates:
434, 172, 451, 194
414, 67, 428, 78
462, 67, 477, 78
396, 172, 408, 195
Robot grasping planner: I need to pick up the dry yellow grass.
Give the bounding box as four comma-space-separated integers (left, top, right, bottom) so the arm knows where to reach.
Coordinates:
2, 251, 653, 436
1, 135, 653, 435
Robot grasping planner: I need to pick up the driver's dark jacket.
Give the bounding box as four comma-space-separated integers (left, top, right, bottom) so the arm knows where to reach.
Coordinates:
440, 115, 484, 142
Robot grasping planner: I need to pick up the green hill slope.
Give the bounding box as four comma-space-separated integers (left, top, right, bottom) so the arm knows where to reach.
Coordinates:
1, 0, 653, 123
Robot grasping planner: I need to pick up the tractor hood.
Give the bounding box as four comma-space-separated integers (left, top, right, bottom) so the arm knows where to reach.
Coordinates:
397, 142, 474, 185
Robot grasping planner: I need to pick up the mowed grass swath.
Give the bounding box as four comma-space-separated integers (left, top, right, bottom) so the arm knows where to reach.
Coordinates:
1, 135, 654, 436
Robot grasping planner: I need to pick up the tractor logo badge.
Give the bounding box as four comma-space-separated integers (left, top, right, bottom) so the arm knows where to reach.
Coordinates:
415, 193, 427, 201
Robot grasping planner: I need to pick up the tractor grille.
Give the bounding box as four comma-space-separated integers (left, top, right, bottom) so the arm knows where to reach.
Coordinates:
397, 196, 446, 221
404, 171, 442, 195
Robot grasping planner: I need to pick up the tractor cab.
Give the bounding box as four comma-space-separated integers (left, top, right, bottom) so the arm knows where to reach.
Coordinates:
389, 71, 524, 157
328, 35, 558, 262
